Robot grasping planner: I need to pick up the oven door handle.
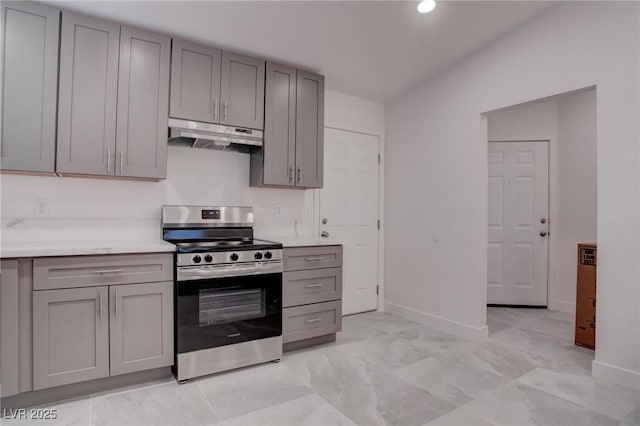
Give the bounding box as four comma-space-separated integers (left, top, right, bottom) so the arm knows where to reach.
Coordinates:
177, 262, 283, 280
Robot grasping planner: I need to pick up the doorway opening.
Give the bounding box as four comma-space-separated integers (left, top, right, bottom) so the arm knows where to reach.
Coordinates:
485, 88, 597, 340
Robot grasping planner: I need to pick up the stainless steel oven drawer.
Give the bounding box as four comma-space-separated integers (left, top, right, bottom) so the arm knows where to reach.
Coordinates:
283, 267, 342, 307
34, 253, 173, 290
283, 300, 342, 343
283, 246, 342, 272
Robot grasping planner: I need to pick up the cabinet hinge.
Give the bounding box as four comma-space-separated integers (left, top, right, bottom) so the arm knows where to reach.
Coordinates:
377, 219, 380, 230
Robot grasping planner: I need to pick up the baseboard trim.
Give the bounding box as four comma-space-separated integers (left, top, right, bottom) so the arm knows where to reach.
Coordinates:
385, 302, 488, 341
487, 304, 547, 309
1, 367, 172, 408
548, 299, 576, 314
592, 360, 640, 392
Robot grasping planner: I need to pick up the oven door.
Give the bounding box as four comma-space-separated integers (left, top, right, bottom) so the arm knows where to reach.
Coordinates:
176, 271, 282, 353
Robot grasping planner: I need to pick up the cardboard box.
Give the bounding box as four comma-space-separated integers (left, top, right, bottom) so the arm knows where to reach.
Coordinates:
575, 243, 596, 350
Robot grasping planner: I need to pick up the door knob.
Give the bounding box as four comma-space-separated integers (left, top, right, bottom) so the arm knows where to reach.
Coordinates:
321, 231, 329, 238
540, 218, 547, 224
540, 231, 548, 237
322, 218, 328, 225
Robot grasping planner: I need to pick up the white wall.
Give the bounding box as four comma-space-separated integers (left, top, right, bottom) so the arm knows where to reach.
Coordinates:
385, 2, 639, 390
555, 90, 598, 310
487, 89, 597, 314
0, 146, 316, 241
0, 91, 384, 244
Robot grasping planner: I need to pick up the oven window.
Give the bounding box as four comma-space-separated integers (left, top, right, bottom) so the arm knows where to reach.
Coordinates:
176, 272, 282, 353
199, 287, 265, 326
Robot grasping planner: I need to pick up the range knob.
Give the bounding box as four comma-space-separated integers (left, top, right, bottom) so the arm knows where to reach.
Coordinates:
230, 253, 239, 262
204, 255, 213, 263
264, 251, 272, 259
254, 252, 263, 260
192, 255, 202, 264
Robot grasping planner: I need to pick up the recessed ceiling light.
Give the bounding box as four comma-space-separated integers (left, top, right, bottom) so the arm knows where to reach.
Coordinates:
417, 0, 436, 14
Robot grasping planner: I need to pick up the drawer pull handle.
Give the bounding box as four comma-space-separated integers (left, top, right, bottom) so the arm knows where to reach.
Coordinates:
305, 318, 322, 324
93, 269, 124, 274
227, 333, 241, 338
304, 257, 324, 262
305, 283, 325, 288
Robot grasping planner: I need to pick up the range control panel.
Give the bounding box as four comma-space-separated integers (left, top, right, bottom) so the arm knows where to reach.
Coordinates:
177, 249, 283, 267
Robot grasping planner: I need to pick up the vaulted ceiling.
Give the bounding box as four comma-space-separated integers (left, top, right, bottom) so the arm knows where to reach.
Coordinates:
52, 1, 554, 102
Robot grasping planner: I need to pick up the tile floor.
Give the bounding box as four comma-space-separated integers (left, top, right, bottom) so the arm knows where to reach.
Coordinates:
3, 308, 639, 426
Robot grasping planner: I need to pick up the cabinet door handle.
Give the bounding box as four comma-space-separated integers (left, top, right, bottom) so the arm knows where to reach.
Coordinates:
297, 167, 302, 184
305, 318, 322, 324
115, 290, 119, 318
304, 283, 324, 288
213, 99, 218, 120
304, 257, 324, 262
227, 333, 241, 338
93, 269, 124, 275
223, 101, 228, 121
288, 166, 293, 183
107, 148, 112, 173
119, 149, 125, 174
99, 291, 103, 319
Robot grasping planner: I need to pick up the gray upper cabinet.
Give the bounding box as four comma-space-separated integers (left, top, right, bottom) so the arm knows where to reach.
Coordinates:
57, 11, 120, 176
170, 39, 221, 123
33, 286, 110, 390
109, 281, 173, 376
220, 51, 265, 130
295, 71, 324, 188
251, 62, 296, 187
1, 2, 59, 172
116, 27, 170, 179
251, 66, 324, 189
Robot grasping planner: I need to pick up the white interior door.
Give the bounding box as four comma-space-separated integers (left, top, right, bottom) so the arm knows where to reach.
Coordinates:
488, 141, 549, 306
320, 128, 379, 315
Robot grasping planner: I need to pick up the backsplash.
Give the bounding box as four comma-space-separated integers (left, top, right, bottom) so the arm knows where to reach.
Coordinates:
0, 146, 316, 242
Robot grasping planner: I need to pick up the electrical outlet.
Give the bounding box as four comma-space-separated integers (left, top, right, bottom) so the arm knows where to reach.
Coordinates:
34, 199, 50, 218
274, 204, 282, 217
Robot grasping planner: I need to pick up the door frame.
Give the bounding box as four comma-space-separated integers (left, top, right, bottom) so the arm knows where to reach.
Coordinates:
314, 125, 384, 312
487, 139, 551, 307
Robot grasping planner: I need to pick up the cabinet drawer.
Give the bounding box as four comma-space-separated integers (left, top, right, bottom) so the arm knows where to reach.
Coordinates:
283, 246, 342, 271
34, 253, 173, 290
283, 267, 342, 307
283, 300, 342, 344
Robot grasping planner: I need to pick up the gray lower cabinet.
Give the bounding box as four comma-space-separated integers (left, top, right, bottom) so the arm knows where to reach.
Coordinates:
57, 11, 120, 176
220, 51, 265, 130
0, 259, 34, 396
282, 245, 343, 351
33, 286, 110, 390
116, 27, 171, 179
170, 39, 221, 123
29, 253, 174, 391
1, 260, 20, 395
251, 65, 324, 189
283, 300, 342, 344
109, 281, 173, 376
1, 1, 59, 172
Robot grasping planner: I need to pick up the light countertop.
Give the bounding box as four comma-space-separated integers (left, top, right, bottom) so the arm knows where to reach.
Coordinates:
258, 235, 344, 248
1, 240, 175, 258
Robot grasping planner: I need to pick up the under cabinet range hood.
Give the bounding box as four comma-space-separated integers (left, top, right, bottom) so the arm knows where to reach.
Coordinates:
168, 118, 263, 153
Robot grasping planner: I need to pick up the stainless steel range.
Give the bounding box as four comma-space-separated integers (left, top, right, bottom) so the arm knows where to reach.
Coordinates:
162, 205, 283, 382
